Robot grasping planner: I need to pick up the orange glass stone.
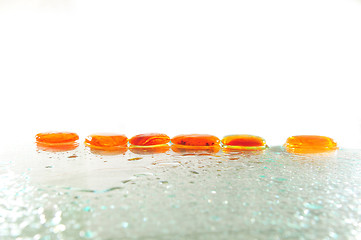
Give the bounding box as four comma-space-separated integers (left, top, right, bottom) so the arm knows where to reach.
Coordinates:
36, 132, 79, 144
89, 148, 128, 156
171, 134, 220, 147
222, 134, 267, 151
129, 133, 170, 146
35, 132, 79, 151
85, 134, 128, 151
284, 135, 338, 154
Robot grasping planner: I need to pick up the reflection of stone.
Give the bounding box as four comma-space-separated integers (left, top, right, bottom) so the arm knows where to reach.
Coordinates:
129, 145, 170, 155
171, 144, 220, 155
36, 142, 79, 152
89, 147, 128, 156
222, 147, 266, 156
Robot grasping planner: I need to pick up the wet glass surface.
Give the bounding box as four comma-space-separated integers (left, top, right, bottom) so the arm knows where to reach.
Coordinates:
1, 145, 361, 239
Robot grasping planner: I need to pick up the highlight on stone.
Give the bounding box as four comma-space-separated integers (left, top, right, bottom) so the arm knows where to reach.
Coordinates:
284, 135, 338, 154
221, 134, 267, 151
84, 134, 128, 151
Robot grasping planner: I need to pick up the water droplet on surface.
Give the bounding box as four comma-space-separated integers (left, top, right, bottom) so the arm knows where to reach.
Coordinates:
121, 222, 129, 228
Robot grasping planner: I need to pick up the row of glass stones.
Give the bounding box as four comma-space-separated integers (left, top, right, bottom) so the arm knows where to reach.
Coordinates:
35, 132, 338, 154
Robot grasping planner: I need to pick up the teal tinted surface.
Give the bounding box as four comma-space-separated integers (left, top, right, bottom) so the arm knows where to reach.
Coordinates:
1, 145, 361, 239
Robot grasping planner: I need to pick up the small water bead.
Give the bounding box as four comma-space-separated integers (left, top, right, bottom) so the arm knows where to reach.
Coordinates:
84, 134, 128, 151
222, 135, 267, 151
284, 135, 338, 154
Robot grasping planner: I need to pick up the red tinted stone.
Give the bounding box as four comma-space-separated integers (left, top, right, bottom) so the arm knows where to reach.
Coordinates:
171, 134, 220, 146
222, 135, 267, 151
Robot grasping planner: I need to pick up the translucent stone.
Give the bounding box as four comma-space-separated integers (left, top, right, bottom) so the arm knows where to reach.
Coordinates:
171, 134, 220, 146
284, 135, 338, 154
129, 133, 170, 146
35, 132, 79, 151
36, 132, 79, 144
221, 135, 267, 151
85, 134, 128, 151
170, 134, 220, 154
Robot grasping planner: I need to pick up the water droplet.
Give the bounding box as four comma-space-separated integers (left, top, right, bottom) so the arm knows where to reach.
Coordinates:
52, 224, 66, 233
304, 203, 323, 210
83, 206, 92, 212
274, 177, 287, 182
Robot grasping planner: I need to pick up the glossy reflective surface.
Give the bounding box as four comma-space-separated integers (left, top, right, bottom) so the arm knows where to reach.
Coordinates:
1, 145, 361, 239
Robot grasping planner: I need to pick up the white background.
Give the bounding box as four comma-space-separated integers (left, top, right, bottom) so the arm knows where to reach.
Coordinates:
0, 0, 361, 150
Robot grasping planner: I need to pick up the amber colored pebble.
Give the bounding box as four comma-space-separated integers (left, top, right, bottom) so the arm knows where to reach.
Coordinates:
284, 135, 338, 154
222, 134, 267, 151
35, 132, 79, 152
85, 134, 128, 151
129, 145, 170, 155
129, 133, 170, 146
171, 134, 220, 146
36, 132, 79, 144
171, 144, 221, 154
